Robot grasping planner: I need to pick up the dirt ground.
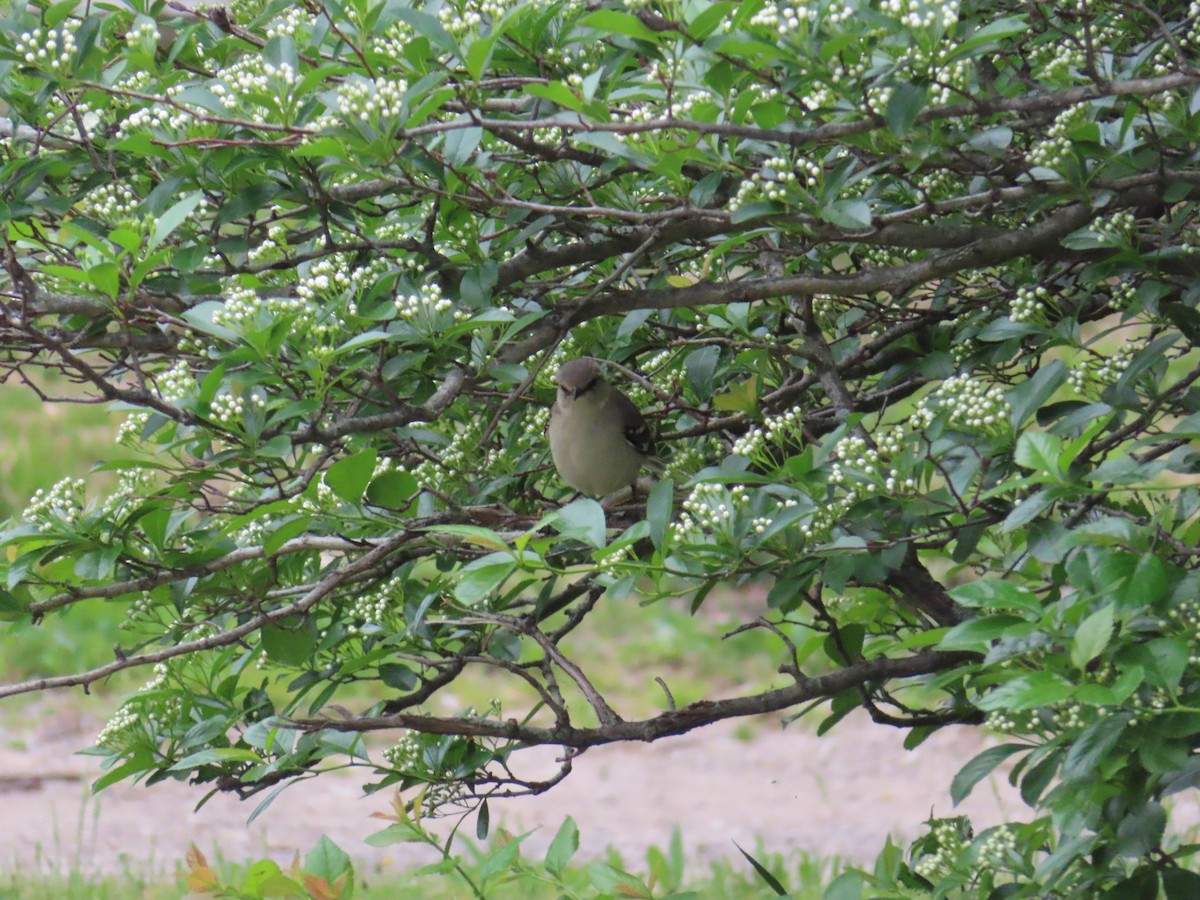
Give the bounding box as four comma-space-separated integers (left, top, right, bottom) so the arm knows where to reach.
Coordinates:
0, 698, 1038, 879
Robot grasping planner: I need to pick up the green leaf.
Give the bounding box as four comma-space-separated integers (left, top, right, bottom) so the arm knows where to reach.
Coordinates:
149, 192, 203, 250
1100, 866, 1159, 900
1163, 869, 1200, 899
1061, 714, 1129, 782
391, 7, 457, 52
734, 843, 787, 896
545, 817, 580, 877
1071, 603, 1114, 669
523, 82, 583, 111
454, 552, 517, 606
646, 478, 673, 550
685, 345, 720, 400
379, 664, 418, 690
948, 580, 1042, 616
885, 82, 926, 136
1014, 431, 1064, 480
976, 673, 1074, 711
87, 262, 121, 300
261, 620, 317, 666
553, 498, 607, 548
951, 743, 1026, 805
823, 871, 863, 900
324, 449, 378, 503
460, 261, 498, 306
263, 515, 312, 556
820, 199, 872, 230
445, 123, 483, 166
1001, 488, 1056, 532
475, 835, 523, 883
1008, 359, 1067, 428
335, 330, 392, 353
476, 798, 490, 840
581, 9, 662, 41
939, 615, 1028, 651
366, 470, 419, 507
305, 835, 351, 882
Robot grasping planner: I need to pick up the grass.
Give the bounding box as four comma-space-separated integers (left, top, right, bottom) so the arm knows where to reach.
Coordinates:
0, 837, 838, 899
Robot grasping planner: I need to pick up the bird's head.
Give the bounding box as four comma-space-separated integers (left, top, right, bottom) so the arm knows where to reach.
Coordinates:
554, 357, 603, 406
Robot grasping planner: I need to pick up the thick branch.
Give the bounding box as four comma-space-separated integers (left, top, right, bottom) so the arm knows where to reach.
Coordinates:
293, 650, 978, 748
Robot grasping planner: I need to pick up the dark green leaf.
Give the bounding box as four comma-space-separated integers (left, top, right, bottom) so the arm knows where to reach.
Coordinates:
885, 82, 926, 136
951, 744, 1026, 805
1008, 359, 1067, 428
735, 843, 788, 896
647, 478, 673, 550
1061, 714, 1129, 782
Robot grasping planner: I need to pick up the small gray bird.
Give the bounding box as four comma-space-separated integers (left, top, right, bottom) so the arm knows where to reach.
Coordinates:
547, 357, 659, 497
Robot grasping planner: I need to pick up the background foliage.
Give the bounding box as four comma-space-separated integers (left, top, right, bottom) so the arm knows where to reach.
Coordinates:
3, 0, 1200, 895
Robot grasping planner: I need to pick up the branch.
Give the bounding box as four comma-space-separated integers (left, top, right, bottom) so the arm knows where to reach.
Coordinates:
292, 650, 978, 748
0, 533, 416, 700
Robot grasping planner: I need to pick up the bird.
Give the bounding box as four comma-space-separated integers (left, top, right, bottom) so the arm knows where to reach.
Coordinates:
547, 357, 660, 498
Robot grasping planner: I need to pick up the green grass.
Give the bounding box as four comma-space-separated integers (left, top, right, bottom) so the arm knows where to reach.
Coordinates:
0, 837, 838, 899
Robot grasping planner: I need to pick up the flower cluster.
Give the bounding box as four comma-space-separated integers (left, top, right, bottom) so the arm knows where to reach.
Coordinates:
14, 23, 77, 73
95, 704, 140, 748
23, 477, 86, 530
209, 56, 298, 123
669, 483, 802, 547
1091, 210, 1136, 245
348, 576, 404, 633
265, 7, 312, 39
1067, 344, 1134, 394
79, 183, 142, 225
125, 18, 160, 50
213, 284, 268, 329
1010, 284, 1053, 323
912, 818, 971, 880
985, 708, 1045, 735
731, 404, 805, 463
910, 373, 1010, 434
976, 825, 1018, 870
334, 75, 409, 126
158, 360, 197, 402
395, 281, 469, 329
729, 155, 820, 210
880, 0, 960, 31
437, 0, 514, 36
297, 252, 386, 310
116, 412, 150, 445
115, 98, 193, 141
100, 469, 157, 514
211, 390, 265, 424
749, 3, 815, 34
1107, 279, 1137, 312
95, 664, 174, 749
829, 434, 916, 496
1028, 104, 1088, 171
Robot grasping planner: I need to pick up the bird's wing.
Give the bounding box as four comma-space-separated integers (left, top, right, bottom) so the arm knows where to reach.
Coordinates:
613, 389, 656, 458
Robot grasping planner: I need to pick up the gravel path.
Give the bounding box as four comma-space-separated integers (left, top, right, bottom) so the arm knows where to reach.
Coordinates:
0, 701, 1032, 878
